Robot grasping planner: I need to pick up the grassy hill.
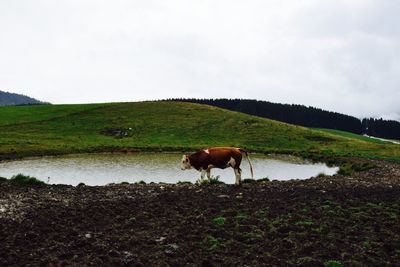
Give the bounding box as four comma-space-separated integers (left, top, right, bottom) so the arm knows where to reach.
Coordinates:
314, 128, 391, 144
0, 101, 399, 161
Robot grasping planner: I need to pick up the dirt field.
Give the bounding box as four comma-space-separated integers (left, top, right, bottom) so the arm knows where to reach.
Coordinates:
1, 160, 399, 266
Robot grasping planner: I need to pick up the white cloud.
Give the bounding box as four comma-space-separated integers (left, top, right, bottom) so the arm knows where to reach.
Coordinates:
0, 0, 399, 120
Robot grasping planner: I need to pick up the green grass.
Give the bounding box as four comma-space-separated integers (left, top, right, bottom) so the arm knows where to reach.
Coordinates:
9, 174, 45, 185
202, 235, 220, 250
338, 161, 377, 175
0, 101, 399, 161
314, 128, 389, 144
324, 260, 343, 267
197, 176, 225, 185
212, 217, 226, 227
295, 220, 314, 226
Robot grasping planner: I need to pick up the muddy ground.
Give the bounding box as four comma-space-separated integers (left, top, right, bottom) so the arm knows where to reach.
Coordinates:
0, 160, 399, 266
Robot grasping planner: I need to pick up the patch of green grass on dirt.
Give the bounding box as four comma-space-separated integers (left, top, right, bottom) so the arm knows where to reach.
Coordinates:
257, 177, 270, 183
202, 235, 220, 251
234, 213, 249, 222
9, 174, 45, 185
243, 229, 264, 242
324, 259, 343, 267
212, 217, 226, 227
338, 161, 377, 175
197, 176, 224, 186
242, 178, 256, 184
177, 181, 192, 185
295, 220, 314, 226
366, 202, 384, 209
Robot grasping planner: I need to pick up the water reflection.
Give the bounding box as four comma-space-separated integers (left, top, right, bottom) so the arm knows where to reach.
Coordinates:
0, 153, 338, 186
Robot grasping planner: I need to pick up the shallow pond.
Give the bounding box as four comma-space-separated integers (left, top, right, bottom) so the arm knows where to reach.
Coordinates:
0, 153, 338, 186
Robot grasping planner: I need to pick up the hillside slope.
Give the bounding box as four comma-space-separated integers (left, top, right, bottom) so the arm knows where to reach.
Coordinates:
0, 101, 398, 161
0, 90, 47, 106
173, 99, 400, 140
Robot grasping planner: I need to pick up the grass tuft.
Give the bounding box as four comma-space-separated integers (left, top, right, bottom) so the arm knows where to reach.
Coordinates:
257, 177, 270, 183
338, 161, 377, 176
212, 217, 226, 227
9, 174, 45, 185
177, 181, 192, 185
202, 235, 220, 250
295, 220, 314, 226
324, 260, 343, 267
197, 176, 224, 186
242, 178, 256, 184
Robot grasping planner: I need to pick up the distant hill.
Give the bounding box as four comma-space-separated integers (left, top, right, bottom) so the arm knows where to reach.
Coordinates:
0, 90, 48, 106
169, 99, 400, 140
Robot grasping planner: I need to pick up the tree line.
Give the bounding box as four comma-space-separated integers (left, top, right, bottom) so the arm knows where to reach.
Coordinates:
169, 98, 400, 140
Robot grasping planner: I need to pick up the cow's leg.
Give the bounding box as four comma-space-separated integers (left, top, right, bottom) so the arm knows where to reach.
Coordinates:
234, 168, 242, 185
200, 169, 206, 180
206, 165, 214, 181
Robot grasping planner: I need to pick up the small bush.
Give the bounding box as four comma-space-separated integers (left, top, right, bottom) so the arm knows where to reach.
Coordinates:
242, 178, 256, 184
77, 182, 86, 187
257, 177, 270, 183
119, 181, 130, 185
10, 174, 45, 185
135, 180, 146, 185
0, 177, 8, 182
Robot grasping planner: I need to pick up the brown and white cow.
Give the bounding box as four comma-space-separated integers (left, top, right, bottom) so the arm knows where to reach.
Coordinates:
180, 147, 254, 185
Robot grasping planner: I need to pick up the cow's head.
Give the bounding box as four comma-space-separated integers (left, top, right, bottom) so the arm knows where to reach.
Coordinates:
180, 155, 191, 170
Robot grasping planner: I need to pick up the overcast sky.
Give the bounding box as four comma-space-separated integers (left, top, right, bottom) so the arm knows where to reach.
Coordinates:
1, 0, 399, 120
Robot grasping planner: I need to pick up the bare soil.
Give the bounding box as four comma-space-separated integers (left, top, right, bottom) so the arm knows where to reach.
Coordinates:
0, 160, 399, 266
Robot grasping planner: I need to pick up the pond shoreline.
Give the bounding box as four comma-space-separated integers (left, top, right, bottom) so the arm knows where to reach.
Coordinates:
1, 160, 399, 266
0, 146, 306, 163
0, 152, 339, 186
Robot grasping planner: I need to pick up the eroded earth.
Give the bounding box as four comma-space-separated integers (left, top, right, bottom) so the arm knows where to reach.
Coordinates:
0, 160, 399, 266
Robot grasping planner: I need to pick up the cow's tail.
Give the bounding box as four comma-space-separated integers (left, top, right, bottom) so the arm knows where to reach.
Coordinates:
239, 149, 254, 179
